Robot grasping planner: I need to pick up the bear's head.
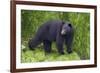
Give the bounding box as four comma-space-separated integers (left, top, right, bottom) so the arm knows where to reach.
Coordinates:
61, 22, 73, 35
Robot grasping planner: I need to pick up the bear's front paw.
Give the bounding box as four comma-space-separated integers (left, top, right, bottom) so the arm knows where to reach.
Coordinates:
67, 50, 72, 54
59, 51, 65, 55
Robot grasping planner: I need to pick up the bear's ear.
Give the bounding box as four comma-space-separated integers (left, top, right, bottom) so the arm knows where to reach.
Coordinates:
68, 23, 72, 27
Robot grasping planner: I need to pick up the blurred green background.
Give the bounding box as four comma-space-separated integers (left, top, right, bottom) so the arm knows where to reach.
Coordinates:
21, 10, 90, 63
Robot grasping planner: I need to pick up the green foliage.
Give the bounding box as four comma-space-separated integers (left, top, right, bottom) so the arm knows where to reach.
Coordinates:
21, 10, 90, 63
68, 12, 90, 59
21, 48, 80, 62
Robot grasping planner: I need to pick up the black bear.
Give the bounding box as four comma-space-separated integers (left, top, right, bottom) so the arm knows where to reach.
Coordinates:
28, 20, 74, 55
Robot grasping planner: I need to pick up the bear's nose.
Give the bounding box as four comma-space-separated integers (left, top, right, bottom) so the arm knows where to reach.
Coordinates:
61, 29, 66, 35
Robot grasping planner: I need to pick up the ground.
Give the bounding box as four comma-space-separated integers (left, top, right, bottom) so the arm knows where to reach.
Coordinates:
21, 43, 80, 63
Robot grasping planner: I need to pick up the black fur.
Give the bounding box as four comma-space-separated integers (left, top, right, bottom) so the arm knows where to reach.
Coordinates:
28, 20, 74, 54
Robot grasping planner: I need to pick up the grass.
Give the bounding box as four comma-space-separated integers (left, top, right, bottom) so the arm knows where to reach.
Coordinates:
21, 42, 80, 63
21, 47, 80, 63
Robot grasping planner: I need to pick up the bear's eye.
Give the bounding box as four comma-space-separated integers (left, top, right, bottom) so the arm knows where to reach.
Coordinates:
68, 24, 72, 27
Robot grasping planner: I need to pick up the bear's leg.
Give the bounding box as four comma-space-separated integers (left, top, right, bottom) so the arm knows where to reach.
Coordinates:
65, 35, 73, 54
56, 38, 64, 55
43, 40, 51, 54
56, 43, 64, 55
